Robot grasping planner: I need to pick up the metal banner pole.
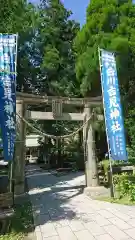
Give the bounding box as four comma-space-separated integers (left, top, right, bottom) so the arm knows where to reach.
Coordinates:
109, 157, 114, 198
98, 47, 114, 198
14, 33, 18, 152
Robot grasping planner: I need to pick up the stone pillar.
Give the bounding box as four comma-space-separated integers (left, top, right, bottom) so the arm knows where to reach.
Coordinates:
14, 100, 26, 195
83, 105, 99, 187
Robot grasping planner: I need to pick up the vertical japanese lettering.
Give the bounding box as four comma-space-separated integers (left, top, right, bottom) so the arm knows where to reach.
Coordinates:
0, 34, 17, 161
100, 49, 127, 161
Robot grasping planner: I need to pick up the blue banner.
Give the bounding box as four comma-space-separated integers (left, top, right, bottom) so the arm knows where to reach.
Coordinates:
0, 34, 17, 161
99, 49, 127, 161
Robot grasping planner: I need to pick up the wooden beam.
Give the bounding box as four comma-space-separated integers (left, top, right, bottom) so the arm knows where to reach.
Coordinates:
27, 111, 84, 121
26, 111, 104, 121
17, 92, 102, 106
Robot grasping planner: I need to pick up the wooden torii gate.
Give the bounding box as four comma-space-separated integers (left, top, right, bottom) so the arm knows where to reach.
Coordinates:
15, 92, 102, 195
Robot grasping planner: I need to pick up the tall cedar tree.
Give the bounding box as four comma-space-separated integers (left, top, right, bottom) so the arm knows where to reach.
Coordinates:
75, 0, 135, 147
36, 0, 80, 96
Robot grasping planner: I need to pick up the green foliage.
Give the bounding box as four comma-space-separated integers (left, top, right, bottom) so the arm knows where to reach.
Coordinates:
101, 159, 109, 176
2, 0, 81, 154
42, 46, 60, 71
0, 0, 80, 96
101, 159, 133, 175
2, 0, 135, 165
127, 147, 135, 164
0, 0, 39, 93
35, 0, 80, 96
75, 0, 135, 98
113, 173, 135, 202
0, 0, 36, 33
0, 201, 33, 239
75, 0, 135, 155
125, 109, 135, 149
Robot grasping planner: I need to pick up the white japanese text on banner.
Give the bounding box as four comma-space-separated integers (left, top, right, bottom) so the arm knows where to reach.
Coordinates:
99, 49, 127, 161
0, 34, 17, 161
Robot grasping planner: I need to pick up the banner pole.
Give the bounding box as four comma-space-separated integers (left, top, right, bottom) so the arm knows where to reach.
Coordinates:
98, 47, 114, 198
109, 157, 114, 198
14, 34, 18, 155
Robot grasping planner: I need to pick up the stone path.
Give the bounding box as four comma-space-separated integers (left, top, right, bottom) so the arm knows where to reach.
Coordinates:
26, 165, 135, 240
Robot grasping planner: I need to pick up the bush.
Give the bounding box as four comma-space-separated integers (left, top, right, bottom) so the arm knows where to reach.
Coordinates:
101, 159, 128, 181
127, 147, 135, 165
113, 173, 135, 202
101, 159, 109, 175
101, 159, 134, 175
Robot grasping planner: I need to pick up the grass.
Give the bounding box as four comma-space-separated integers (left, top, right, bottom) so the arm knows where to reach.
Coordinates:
0, 201, 34, 240
96, 195, 135, 206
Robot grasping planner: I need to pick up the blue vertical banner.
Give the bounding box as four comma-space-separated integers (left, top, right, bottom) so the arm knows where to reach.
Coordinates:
99, 49, 128, 161
0, 34, 18, 161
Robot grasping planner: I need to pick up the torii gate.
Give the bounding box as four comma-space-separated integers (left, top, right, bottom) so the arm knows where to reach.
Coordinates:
14, 92, 103, 195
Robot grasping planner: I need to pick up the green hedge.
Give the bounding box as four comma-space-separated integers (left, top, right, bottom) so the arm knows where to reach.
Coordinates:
113, 173, 135, 201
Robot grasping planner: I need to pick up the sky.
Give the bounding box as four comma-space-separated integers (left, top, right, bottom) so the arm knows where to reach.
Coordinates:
62, 0, 90, 25
30, 0, 90, 25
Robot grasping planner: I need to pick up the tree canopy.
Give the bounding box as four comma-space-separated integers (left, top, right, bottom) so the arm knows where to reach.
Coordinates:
74, 0, 135, 148
74, 0, 135, 100
0, 0, 80, 97
1, 0, 135, 157
35, 0, 80, 96
0, 0, 38, 92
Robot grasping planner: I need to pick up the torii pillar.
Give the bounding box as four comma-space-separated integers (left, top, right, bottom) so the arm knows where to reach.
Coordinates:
14, 100, 26, 195
83, 105, 99, 187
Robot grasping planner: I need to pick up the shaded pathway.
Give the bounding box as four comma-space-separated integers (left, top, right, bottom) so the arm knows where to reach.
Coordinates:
26, 165, 135, 240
